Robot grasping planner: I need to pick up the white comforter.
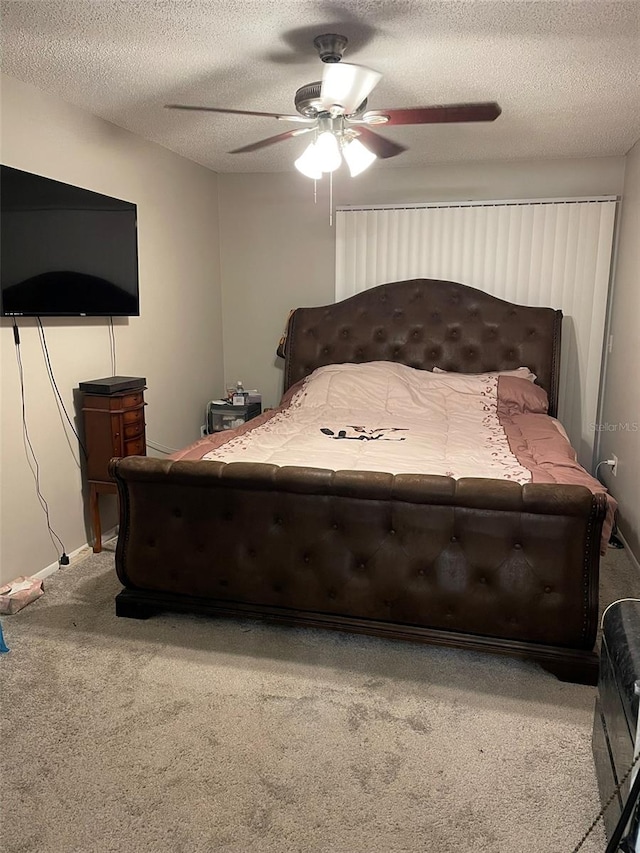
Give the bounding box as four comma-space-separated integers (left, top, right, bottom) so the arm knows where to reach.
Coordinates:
203, 362, 532, 483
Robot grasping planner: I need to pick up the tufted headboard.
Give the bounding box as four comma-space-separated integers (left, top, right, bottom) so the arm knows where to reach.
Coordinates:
283, 279, 563, 417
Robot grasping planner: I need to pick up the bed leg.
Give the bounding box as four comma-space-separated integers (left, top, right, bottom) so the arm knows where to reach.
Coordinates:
115, 591, 158, 620
539, 654, 599, 686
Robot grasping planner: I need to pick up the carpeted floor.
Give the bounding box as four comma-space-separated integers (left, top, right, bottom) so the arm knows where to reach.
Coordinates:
1, 544, 638, 853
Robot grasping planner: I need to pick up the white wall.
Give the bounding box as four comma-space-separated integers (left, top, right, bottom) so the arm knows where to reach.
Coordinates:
219, 157, 625, 409
0, 74, 224, 585
599, 139, 640, 562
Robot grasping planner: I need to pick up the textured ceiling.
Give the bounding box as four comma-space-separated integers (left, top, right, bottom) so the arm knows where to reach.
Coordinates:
1, 0, 639, 173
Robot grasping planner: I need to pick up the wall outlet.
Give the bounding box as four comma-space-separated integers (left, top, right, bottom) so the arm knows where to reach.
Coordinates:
200, 425, 207, 438
611, 454, 618, 476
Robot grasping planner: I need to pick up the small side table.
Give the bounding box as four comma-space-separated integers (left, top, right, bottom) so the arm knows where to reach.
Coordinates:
81, 380, 147, 552
206, 401, 262, 434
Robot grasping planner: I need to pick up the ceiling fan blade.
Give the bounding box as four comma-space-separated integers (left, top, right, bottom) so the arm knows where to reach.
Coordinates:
363, 102, 502, 126
320, 63, 382, 115
355, 127, 407, 159
165, 104, 311, 123
228, 127, 315, 154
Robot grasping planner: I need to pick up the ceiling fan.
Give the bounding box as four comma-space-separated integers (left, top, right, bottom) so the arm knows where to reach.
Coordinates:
166, 34, 502, 178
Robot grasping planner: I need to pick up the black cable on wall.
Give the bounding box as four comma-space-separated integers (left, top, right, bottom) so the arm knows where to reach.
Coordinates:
36, 317, 89, 461
12, 318, 68, 564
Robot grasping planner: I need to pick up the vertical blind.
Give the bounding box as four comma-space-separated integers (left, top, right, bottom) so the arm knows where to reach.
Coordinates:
335, 199, 617, 467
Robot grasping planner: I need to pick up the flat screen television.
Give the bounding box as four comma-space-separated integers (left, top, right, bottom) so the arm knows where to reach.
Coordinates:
1, 166, 139, 317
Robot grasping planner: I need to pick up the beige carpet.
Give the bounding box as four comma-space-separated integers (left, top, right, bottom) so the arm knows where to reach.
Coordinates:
1, 544, 638, 853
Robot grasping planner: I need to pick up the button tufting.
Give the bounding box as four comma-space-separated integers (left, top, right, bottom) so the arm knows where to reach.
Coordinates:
249, 549, 256, 558
172, 508, 182, 518
544, 585, 552, 593
418, 568, 425, 576
389, 528, 396, 535
358, 561, 366, 570
273, 583, 283, 593
274, 516, 283, 525
514, 543, 522, 550
328, 589, 337, 599
332, 523, 339, 530
479, 576, 486, 584
303, 554, 310, 564
147, 538, 156, 548
450, 535, 458, 543
219, 579, 228, 587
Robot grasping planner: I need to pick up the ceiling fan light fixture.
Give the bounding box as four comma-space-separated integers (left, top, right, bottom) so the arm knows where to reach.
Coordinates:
315, 131, 342, 173
343, 138, 377, 177
320, 63, 382, 116
294, 141, 323, 179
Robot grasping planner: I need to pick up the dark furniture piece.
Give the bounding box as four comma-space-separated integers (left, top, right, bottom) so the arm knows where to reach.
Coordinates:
206, 401, 262, 434
593, 600, 640, 840
81, 379, 146, 552
110, 279, 606, 684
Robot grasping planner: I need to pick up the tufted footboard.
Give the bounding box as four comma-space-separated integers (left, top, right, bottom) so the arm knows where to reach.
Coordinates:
110, 456, 606, 684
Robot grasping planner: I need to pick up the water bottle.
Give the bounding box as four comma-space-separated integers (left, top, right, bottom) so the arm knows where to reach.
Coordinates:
232, 381, 247, 405
0, 619, 9, 653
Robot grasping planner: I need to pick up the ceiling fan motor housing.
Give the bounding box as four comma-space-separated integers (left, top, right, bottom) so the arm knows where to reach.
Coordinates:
295, 82, 368, 118
294, 82, 323, 117
313, 33, 348, 63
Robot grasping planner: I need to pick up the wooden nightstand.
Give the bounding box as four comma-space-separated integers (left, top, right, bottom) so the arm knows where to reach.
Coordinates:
81, 380, 146, 552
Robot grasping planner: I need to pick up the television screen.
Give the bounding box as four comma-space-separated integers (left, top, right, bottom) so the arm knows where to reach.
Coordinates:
1, 166, 139, 316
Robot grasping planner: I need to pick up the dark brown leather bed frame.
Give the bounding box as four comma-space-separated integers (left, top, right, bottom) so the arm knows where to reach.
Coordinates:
111, 279, 606, 684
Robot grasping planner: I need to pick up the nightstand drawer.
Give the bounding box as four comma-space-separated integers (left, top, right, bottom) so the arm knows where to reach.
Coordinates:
124, 435, 145, 456
123, 421, 145, 439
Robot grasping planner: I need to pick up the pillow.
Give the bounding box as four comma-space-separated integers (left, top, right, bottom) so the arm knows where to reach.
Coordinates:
497, 376, 549, 416
432, 366, 537, 382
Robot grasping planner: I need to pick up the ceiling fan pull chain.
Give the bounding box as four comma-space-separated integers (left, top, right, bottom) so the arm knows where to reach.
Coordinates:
329, 170, 333, 227
314, 177, 317, 205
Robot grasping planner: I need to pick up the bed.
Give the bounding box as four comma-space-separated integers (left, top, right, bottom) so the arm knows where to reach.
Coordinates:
110, 278, 612, 685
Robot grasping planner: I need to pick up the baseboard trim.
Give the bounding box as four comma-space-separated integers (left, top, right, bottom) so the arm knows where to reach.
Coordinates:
33, 526, 119, 581
617, 529, 640, 574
